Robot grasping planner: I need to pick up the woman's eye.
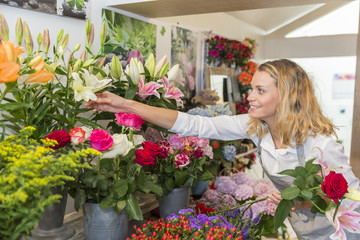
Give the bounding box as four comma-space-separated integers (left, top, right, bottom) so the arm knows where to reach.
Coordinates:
258, 89, 264, 93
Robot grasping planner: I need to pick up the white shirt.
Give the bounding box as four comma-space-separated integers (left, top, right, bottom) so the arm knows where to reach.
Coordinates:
170, 112, 359, 189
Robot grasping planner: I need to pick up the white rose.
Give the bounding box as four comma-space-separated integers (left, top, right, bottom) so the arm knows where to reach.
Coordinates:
102, 134, 133, 158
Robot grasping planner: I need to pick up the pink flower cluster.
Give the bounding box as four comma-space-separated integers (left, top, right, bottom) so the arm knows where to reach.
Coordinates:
199, 173, 279, 220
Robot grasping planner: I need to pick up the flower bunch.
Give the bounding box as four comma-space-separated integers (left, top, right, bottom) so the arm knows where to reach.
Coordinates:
135, 134, 214, 198
187, 103, 233, 117
127, 210, 244, 240
273, 158, 360, 239
66, 112, 162, 220
206, 35, 256, 68
197, 172, 284, 238
0, 14, 112, 138
0, 126, 98, 239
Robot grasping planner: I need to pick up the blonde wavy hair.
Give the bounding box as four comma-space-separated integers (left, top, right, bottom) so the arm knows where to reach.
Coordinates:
247, 59, 337, 147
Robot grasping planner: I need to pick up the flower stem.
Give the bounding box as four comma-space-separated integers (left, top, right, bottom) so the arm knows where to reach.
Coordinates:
214, 197, 268, 214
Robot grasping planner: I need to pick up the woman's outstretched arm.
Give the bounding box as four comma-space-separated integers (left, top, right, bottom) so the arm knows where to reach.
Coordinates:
85, 91, 178, 130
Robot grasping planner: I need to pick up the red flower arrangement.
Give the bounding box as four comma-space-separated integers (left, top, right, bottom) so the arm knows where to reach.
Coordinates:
206, 35, 256, 68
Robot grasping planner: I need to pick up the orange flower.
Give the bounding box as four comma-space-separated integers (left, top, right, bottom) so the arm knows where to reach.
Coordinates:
238, 71, 253, 85
0, 40, 23, 82
25, 54, 54, 84
0, 62, 20, 83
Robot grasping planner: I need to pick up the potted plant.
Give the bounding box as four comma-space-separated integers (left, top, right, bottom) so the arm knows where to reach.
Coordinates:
0, 126, 97, 240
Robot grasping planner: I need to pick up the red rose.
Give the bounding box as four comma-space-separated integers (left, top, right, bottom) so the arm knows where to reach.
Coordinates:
321, 171, 348, 204
115, 112, 144, 131
142, 141, 162, 157
212, 141, 220, 149
135, 149, 156, 167
45, 129, 70, 149
88, 129, 113, 152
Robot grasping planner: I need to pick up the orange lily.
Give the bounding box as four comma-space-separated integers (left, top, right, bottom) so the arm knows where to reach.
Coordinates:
0, 40, 23, 82
0, 62, 20, 83
25, 55, 54, 84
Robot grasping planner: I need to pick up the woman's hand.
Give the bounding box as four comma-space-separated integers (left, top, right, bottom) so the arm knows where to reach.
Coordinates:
268, 192, 312, 212
85, 91, 129, 113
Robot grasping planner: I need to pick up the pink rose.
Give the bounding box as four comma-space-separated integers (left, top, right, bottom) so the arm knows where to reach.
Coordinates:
167, 134, 184, 150
115, 112, 144, 131
69, 127, 86, 144
88, 129, 113, 151
174, 154, 191, 168
45, 129, 70, 149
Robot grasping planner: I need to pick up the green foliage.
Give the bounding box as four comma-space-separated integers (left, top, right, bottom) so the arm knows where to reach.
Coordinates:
0, 127, 96, 239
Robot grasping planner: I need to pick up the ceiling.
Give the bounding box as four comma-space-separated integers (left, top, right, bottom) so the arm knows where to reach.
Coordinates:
109, 0, 355, 36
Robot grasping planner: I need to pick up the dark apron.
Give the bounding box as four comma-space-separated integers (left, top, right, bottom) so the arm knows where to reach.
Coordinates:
258, 139, 336, 240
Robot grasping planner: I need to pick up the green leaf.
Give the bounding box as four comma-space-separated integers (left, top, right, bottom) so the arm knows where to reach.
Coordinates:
198, 171, 214, 181
117, 200, 126, 210
311, 195, 328, 214
295, 166, 307, 178
278, 169, 296, 177
281, 187, 300, 200
300, 189, 313, 201
165, 178, 174, 192
113, 179, 128, 198
124, 86, 138, 100
294, 175, 306, 190
274, 199, 293, 230
74, 189, 87, 211
0, 102, 33, 111
125, 194, 143, 220
174, 170, 187, 187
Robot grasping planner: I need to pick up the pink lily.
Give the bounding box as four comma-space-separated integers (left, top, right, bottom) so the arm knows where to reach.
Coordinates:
137, 77, 161, 99
158, 77, 184, 102
326, 202, 360, 239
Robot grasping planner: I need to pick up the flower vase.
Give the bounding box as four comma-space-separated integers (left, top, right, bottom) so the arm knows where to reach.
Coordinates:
83, 203, 129, 240
28, 187, 75, 240
159, 187, 190, 219
191, 180, 209, 197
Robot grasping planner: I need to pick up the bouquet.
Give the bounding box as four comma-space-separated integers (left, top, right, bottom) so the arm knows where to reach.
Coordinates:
273, 158, 360, 239
134, 133, 214, 199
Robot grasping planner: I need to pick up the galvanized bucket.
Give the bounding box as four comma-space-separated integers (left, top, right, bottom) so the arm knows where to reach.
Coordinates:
159, 187, 190, 219
83, 203, 129, 240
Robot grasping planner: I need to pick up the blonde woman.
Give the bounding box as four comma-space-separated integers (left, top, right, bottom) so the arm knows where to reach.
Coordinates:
86, 59, 360, 239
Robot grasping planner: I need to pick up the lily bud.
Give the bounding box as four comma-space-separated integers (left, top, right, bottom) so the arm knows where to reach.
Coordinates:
23, 22, 33, 54
59, 33, 69, 56
15, 17, 23, 46
85, 23, 94, 49
42, 29, 50, 54
73, 43, 81, 53
137, 59, 144, 78
167, 64, 179, 82
82, 58, 94, 68
45, 62, 61, 73
85, 20, 91, 36
100, 21, 107, 46
158, 62, 169, 78
95, 56, 106, 68
154, 55, 167, 77
144, 53, 155, 77
79, 50, 86, 62
73, 58, 82, 72
129, 58, 140, 85
28, 55, 43, 67
344, 188, 360, 201
57, 29, 64, 44
0, 14, 9, 41
37, 33, 42, 46
109, 55, 123, 81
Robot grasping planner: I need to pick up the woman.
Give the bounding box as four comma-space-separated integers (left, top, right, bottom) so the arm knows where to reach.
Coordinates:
86, 59, 359, 239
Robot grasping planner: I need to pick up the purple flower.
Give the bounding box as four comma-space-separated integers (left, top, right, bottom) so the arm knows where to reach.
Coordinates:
232, 172, 251, 185
218, 179, 237, 195
234, 184, 254, 201
214, 176, 232, 189
179, 208, 193, 216
202, 189, 219, 200
167, 213, 180, 221
127, 49, 143, 64
208, 50, 219, 57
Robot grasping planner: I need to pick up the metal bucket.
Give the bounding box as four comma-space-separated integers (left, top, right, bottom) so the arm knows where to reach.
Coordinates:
83, 203, 129, 240
159, 187, 190, 219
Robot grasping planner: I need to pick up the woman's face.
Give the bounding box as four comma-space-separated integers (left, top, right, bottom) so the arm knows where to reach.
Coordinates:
247, 71, 280, 127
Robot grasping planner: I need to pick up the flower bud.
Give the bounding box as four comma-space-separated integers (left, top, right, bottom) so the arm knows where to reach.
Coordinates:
95, 56, 106, 68
344, 188, 360, 201
23, 22, 33, 54
154, 55, 167, 77
57, 29, 64, 44
158, 62, 169, 78
145, 53, 155, 77
85, 20, 91, 36
37, 33, 42, 46
15, 17, 23, 46
73, 43, 81, 52
82, 58, 94, 68
28, 55, 43, 67
100, 21, 107, 46
167, 64, 179, 82
86, 23, 94, 49
42, 29, 50, 54
79, 50, 86, 62
59, 33, 69, 56
73, 58, 82, 72
109, 55, 123, 81
0, 13, 9, 41
129, 57, 140, 85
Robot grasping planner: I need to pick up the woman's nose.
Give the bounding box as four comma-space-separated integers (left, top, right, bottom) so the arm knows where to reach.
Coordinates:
247, 91, 254, 102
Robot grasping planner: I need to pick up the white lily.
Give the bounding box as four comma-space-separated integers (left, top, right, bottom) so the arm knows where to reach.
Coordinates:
82, 69, 112, 93
128, 57, 140, 85
167, 64, 180, 82
72, 72, 97, 102
154, 55, 167, 77
102, 134, 134, 158
145, 53, 155, 77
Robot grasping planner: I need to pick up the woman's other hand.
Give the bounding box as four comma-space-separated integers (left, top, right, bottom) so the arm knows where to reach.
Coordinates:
85, 91, 129, 113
